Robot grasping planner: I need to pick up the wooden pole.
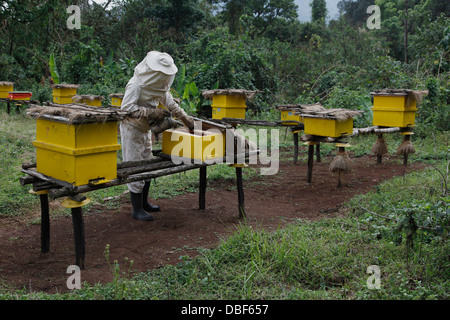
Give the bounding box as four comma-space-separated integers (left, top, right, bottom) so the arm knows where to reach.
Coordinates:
337, 146, 345, 188
377, 154, 383, 164
236, 167, 245, 219
199, 166, 207, 210
377, 134, 383, 165
337, 170, 342, 189
40, 193, 50, 253
403, 134, 411, 166
307, 144, 315, 183
293, 132, 299, 164
350, 126, 401, 136
71, 207, 85, 270
316, 143, 321, 163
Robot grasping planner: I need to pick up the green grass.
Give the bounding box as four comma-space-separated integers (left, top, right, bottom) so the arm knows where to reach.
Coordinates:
0, 111, 38, 215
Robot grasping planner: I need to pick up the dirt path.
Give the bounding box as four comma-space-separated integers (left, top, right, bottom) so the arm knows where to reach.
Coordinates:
0, 154, 425, 294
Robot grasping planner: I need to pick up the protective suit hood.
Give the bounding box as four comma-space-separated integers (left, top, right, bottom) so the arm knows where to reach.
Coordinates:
132, 51, 177, 98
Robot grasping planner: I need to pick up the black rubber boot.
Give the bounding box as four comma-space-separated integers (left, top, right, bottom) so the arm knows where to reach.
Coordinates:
142, 181, 160, 212
130, 192, 154, 221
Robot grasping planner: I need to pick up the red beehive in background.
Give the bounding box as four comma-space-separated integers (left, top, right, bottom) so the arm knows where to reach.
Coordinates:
8, 91, 32, 101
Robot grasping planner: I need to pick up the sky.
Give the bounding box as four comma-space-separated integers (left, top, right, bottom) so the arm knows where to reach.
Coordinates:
92, 0, 342, 23
295, 0, 341, 22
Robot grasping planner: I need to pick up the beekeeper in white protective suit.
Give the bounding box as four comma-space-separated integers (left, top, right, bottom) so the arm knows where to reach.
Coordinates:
120, 51, 195, 221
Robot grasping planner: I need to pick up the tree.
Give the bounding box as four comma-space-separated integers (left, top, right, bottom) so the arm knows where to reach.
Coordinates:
337, 0, 376, 26
213, 0, 298, 35
310, 0, 327, 23
145, 0, 206, 40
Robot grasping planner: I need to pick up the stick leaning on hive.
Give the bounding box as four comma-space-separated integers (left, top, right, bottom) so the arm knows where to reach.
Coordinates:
295, 104, 365, 121
26, 103, 132, 123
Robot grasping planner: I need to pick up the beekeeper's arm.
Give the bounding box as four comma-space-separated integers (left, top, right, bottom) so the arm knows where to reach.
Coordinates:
161, 92, 195, 130
122, 84, 169, 122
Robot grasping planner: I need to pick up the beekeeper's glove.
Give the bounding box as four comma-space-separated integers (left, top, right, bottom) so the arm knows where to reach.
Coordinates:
180, 114, 195, 131
133, 108, 170, 122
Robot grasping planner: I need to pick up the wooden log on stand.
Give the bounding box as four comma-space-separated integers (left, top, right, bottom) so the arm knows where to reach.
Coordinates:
61, 196, 91, 270
40, 193, 50, 253
199, 166, 207, 210
316, 144, 321, 163
29, 189, 51, 253
292, 130, 301, 164
230, 164, 247, 219
305, 142, 317, 183
71, 207, 85, 270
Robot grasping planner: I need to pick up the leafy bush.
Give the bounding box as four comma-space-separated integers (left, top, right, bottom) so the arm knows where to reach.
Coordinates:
415, 76, 450, 137
323, 86, 373, 128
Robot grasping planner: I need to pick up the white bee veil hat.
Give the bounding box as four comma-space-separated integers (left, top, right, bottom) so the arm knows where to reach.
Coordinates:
145, 51, 178, 75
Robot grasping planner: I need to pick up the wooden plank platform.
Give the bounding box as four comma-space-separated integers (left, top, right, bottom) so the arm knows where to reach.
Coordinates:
21, 150, 257, 269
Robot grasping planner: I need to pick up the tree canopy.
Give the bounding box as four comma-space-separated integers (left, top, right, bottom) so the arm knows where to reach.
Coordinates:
0, 0, 448, 132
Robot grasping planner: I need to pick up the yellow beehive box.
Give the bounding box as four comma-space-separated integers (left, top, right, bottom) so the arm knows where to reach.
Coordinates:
109, 93, 124, 108
212, 106, 246, 119
302, 117, 354, 138
162, 128, 225, 162
211, 94, 247, 120
52, 84, 79, 105
0, 82, 14, 99
52, 96, 74, 104
73, 95, 104, 107
372, 108, 417, 128
371, 91, 417, 127
280, 109, 302, 125
373, 94, 416, 111
32, 118, 120, 186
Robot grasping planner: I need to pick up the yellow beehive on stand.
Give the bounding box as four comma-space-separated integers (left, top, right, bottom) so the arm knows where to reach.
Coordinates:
109, 93, 124, 108
0, 82, 14, 99
211, 95, 247, 119
371, 91, 418, 128
302, 116, 354, 138
281, 110, 302, 124
162, 128, 225, 162
52, 84, 79, 104
73, 95, 104, 107
277, 106, 303, 125
32, 118, 120, 186
202, 89, 261, 120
